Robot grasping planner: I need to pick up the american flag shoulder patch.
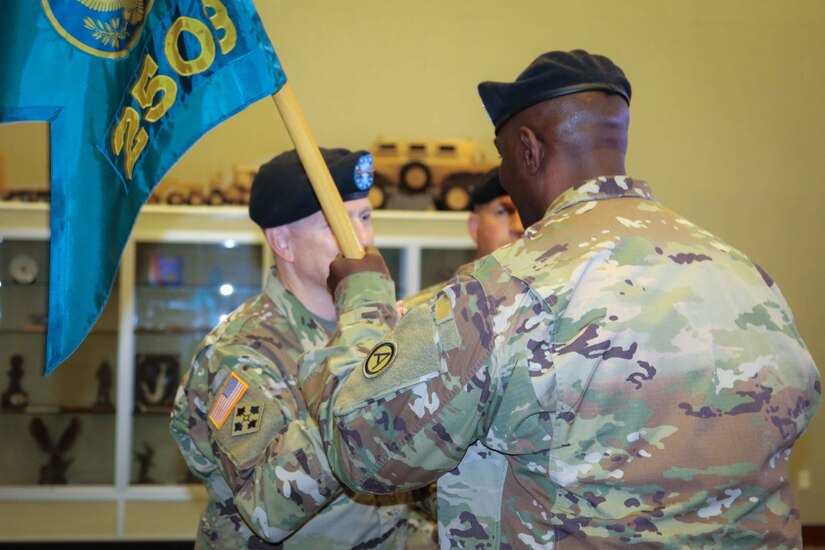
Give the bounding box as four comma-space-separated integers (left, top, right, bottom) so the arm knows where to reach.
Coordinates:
209, 372, 249, 429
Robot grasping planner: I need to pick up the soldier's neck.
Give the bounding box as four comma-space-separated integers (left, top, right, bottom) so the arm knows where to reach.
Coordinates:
277, 268, 336, 323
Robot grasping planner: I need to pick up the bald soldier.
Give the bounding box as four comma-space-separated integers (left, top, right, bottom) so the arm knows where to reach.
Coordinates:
170, 148, 410, 548
300, 51, 821, 548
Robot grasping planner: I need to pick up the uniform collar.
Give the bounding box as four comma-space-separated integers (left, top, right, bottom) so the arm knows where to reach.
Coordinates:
264, 267, 336, 335
544, 176, 655, 219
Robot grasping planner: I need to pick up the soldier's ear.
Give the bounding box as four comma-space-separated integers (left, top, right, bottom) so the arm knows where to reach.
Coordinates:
265, 227, 294, 263
467, 212, 480, 246
517, 126, 543, 176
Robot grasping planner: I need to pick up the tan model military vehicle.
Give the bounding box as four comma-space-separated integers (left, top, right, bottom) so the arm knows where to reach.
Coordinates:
151, 139, 497, 211
369, 138, 497, 211
150, 170, 250, 206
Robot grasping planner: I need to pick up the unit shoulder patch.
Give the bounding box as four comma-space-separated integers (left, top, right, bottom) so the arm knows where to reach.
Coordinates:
363, 341, 397, 378
231, 402, 263, 436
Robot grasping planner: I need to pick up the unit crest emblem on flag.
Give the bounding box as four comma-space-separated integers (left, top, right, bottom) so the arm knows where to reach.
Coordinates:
41, 0, 154, 58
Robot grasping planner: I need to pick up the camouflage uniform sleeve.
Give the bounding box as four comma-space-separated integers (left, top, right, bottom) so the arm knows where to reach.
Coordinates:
171, 343, 343, 543
301, 268, 521, 494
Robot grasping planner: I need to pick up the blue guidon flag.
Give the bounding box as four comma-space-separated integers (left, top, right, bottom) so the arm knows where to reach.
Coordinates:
0, 0, 287, 374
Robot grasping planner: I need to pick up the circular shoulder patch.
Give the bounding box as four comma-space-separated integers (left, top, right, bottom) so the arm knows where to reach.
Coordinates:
42, 0, 154, 59
363, 341, 396, 378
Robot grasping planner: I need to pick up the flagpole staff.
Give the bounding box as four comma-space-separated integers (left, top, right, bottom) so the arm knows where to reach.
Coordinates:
271, 83, 365, 259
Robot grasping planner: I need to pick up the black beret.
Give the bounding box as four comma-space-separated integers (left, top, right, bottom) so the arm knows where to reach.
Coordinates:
470, 168, 506, 207
249, 148, 373, 229
478, 49, 631, 133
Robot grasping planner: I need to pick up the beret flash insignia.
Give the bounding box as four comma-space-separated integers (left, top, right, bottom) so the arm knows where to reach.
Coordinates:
354, 154, 374, 191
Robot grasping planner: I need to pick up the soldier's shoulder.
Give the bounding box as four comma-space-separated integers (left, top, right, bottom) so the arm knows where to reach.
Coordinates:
404, 281, 444, 309
205, 295, 294, 348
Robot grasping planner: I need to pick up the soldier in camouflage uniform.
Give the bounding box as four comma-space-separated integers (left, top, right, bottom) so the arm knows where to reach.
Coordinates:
300, 50, 821, 548
404, 168, 523, 309
170, 148, 413, 548
465, 168, 524, 259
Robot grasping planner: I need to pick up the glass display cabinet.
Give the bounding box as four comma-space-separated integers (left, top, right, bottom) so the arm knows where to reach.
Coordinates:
131, 240, 265, 487
0, 202, 473, 542
0, 236, 118, 489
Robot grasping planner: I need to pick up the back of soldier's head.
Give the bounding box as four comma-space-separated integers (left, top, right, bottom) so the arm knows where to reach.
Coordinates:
478, 49, 631, 136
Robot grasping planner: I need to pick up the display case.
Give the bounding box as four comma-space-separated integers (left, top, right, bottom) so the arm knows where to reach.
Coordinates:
0, 202, 473, 542
0, 237, 119, 489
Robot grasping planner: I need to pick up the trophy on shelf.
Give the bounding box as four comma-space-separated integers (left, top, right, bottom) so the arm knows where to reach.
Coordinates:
93, 360, 114, 410
2, 355, 29, 410
134, 442, 156, 484
148, 254, 183, 286
29, 416, 82, 485
134, 354, 180, 412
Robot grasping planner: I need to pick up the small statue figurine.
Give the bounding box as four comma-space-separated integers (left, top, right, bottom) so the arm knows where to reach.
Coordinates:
94, 360, 114, 410
135, 442, 155, 484
29, 416, 81, 484
135, 354, 179, 410
2, 355, 29, 410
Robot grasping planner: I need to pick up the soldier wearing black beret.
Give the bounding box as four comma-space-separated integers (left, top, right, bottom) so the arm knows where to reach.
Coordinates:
477, 48, 631, 135
403, 168, 524, 309
249, 147, 374, 229
477, 49, 632, 227
468, 168, 524, 258
171, 147, 416, 548
431, 167, 525, 261
303, 48, 820, 549
248, 147, 377, 318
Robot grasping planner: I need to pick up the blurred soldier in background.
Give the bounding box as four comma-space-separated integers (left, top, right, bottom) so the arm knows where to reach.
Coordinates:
404, 168, 523, 309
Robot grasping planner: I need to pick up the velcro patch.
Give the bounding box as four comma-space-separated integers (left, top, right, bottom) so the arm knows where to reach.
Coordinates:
231, 402, 263, 436
336, 306, 445, 415
209, 372, 248, 429
435, 293, 453, 324
212, 378, 287, 469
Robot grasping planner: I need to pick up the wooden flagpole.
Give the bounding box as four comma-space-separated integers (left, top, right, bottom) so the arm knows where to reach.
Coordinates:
271, 83, 365, 259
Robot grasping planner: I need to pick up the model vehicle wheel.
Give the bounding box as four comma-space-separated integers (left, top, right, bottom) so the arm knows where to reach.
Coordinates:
166, 191, 186, 205
399, 162, 431, 193
207, 190, 225, 206
438, 178, 472, 211
369, 180, 388, 210
188, 190, 206, 206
